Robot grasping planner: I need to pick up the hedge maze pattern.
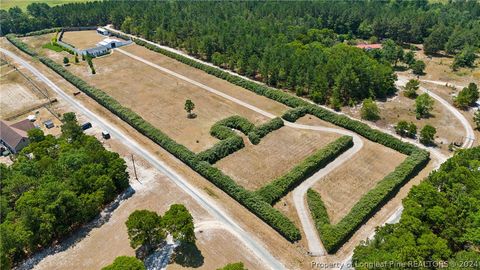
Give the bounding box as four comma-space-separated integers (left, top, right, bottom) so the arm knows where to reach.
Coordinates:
7, 31, 429, 252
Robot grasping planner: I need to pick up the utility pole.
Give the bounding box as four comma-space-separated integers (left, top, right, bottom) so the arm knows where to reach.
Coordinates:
131, 154, 139, 182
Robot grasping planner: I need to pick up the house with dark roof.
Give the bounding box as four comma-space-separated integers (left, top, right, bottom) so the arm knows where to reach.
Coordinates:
0, 119, 35, 154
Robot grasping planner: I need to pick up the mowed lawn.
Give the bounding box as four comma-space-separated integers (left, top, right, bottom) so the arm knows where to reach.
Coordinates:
1, 0, 88, 10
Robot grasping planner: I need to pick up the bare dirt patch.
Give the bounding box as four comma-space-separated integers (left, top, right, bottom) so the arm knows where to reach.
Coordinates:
216, 126, 339, 190
311, 140, 406, 224
0, 66, 47, 118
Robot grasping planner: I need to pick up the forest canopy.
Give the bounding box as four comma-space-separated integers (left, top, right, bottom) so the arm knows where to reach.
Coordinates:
2, 1, 479, 106
0, 113, 129, 269
352, 147, 480, 269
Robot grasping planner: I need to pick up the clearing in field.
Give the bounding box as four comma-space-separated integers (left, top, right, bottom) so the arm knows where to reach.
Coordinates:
0, 64, 48, 119
216, 126, 340, 190
311, 139, 406, 224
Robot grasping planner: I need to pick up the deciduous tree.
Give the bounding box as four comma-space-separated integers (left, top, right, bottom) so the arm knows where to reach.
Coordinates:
404, 79, 419, 98
415, 93, 434, 118
360, 98, 380, 121
420, 125, 436, 145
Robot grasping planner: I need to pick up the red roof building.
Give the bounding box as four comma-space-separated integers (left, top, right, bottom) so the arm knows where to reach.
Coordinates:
355, 43, 383, 50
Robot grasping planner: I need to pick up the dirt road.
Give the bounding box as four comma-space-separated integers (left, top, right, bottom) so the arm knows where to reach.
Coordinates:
397, 75, 475, 148
115, 47, 365, 256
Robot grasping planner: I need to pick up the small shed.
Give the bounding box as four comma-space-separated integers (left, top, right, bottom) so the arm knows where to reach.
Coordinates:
97, 27, 109, 36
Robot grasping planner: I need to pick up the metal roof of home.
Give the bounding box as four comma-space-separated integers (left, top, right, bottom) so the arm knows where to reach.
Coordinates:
0, 120, 29, 149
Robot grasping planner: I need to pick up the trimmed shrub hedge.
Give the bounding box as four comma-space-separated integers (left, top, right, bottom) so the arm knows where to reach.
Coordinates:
199, 116, 284, 163
256, 136, 354, 205
21, 28, 60, 37
3, 35, 302, 242
307, 149, 429, 253
197, 136, 244, 164
249, 117, 284, 144
110, 28, 422, 157
282, 107, 309, 122
6, 34, 37, 57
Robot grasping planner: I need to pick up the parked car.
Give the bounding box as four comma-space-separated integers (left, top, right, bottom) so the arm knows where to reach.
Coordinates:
81, 122, 92, 130
102, 131, 110, 139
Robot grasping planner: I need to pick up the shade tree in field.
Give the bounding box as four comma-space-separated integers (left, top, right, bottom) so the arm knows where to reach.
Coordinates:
404, 79, 419, 99
454, 83, 479, 109
395, 120, 417, 138
474, 110, 480, 130
360, 98, 380, 121
63, 56, 69, 65
102, 256, 145, 270
184, 99, 195, 118
411, 60, 426, 75
415, 93, 434, 119
419, 125, 436, 145
452, 46, 477, 70
125, 204, 198, 266
403, 51, 416, 66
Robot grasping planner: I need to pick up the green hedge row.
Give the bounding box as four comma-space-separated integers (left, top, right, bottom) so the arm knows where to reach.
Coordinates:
21, 28, 60, 37
307, 149, 429, 253
6, 34, 38, 57
249, 117, 284, 145
304, 106, 418, 155
282, 107, 309, 122
109, 30, 310, 109
197, 136, 244, 164
256, 136, 354, 205
2, 36, 303, 242
199, 116, 283, 163
111, 29, 421, 157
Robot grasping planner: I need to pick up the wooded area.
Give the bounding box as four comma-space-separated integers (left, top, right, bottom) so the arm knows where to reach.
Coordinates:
0, 113, 129, 269
353, 147, 480, 268
2, 1, 479, 106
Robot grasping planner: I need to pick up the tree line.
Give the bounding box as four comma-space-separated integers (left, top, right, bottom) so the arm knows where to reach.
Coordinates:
2, 1, 479, 105
0, 113, 129, 269
353, 147, 480, 268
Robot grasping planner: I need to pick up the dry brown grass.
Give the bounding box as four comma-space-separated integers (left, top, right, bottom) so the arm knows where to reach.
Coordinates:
60, 48, 273, 152
216, 126, 340, 190
61, 30, 106, 50
406, 46, 479, 86
311, 140, 406, 224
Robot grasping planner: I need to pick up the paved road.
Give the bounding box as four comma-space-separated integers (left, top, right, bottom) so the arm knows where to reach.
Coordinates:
115, 48, 365, 256
397, 75, 475, 148
0, 48, 285, 270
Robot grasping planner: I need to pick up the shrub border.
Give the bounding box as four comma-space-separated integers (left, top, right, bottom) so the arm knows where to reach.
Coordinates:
8, 30, 430, 250
5, 35, 301, 241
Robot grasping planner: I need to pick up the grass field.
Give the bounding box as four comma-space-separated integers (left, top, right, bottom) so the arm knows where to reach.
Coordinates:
216, 126, 340, 190
311, 140, 406, 224
0, 0, 88, 10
